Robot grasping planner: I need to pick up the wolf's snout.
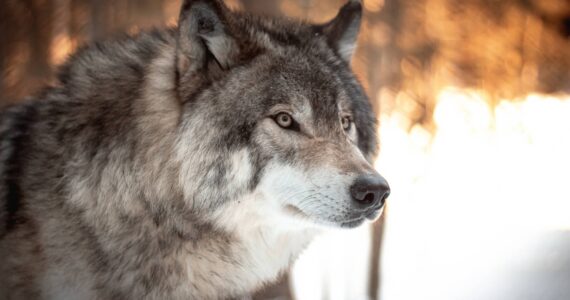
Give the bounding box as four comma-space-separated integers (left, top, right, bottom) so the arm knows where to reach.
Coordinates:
350, 175, 390, 209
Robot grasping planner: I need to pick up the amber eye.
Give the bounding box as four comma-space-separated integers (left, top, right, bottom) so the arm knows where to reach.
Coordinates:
275, 112, 293, 129
341, 116, 352, 131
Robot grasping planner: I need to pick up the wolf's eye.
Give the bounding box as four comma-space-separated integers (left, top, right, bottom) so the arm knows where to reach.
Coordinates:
341, 116, 352, 131
274, 112, 299, 131
276, 113, 292, 127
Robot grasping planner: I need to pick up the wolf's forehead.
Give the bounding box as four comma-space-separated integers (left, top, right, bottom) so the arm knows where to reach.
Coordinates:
282, 61, 351, 119
251, 45, 357, 121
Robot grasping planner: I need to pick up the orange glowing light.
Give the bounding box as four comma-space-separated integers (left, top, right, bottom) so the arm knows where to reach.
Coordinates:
51, 34, 74, 66
364, 0, 384, 13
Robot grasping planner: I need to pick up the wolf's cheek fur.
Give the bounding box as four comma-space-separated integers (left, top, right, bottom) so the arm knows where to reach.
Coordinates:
252, 148, 378, 228
257, 163, 356, 226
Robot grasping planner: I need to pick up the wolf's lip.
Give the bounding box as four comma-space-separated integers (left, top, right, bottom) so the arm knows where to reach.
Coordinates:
364, 206, 384, 220
365, 211, 379, 220
340, 218, 366, 228
284, 205, 309, 218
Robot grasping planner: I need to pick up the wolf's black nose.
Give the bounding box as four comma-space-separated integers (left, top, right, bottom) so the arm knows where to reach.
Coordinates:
350, 175, 390, 208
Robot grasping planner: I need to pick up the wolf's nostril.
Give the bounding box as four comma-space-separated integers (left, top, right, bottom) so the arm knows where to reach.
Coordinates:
350, 174, 390, 208
362, 192, 375, 205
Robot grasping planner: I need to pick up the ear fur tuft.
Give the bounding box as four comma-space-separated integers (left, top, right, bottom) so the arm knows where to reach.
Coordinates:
177, 0, 237, 76
318, 0, 363, 62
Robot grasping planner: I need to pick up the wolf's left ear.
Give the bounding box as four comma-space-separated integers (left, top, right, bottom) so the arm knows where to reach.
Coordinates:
317, 0, 362, 62
177, 0, 237, 77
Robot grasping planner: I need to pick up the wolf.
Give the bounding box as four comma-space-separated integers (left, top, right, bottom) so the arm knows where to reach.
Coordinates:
0, 0, 390, 298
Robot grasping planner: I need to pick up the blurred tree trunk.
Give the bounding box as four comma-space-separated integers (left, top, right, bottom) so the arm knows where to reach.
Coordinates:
366, 0, 403, 298
0, 0, 55, 104
369, 214, 387, 300
70, 0, 90, 46
25, 0, 54, 81
241, 0, 282, 15
0, 2, 12, 103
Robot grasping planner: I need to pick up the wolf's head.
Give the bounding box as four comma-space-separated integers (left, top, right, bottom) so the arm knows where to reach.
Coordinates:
175, 0, 389, 229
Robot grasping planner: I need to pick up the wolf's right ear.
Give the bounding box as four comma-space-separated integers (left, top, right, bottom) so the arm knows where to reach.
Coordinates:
317, 0, 362, 63
176, 0, 237, 78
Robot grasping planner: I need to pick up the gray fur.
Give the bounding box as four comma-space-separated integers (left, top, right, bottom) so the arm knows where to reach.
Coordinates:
0, 0, 387, 299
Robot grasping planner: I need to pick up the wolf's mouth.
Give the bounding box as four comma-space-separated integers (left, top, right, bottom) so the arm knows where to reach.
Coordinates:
340, 206, 384, 228
284, 203, 383, 228
364, 206, 384, 221
284, 204, 310, 219
340, 218, 366, 228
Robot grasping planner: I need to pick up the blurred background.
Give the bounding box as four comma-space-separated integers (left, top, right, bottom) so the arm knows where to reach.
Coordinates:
1, 0, 569, 299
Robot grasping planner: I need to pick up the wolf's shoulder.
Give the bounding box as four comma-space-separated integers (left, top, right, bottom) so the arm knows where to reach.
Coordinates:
55, 28, 177, 101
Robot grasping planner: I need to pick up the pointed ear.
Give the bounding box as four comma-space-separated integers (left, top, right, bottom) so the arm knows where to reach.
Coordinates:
318, 0, 362, 62
176, 0, 237, 76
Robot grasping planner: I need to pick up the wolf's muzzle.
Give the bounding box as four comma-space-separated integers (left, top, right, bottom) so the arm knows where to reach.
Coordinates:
350, 174, 390, 211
